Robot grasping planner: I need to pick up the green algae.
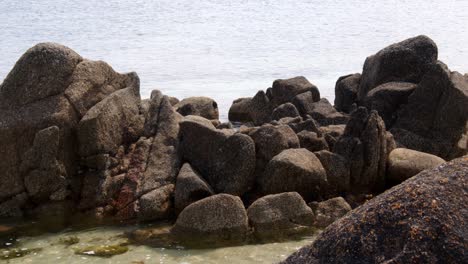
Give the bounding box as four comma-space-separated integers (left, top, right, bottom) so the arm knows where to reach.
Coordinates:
74, 244, 129, 257
0, 247, 42, 260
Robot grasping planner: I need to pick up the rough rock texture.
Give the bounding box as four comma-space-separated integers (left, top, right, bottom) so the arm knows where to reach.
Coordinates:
334, 107, 387, 192
391, 62, 468, 159
297, 131, 329, 152
363, 82, 417, 128
258, 148, 327, 199
308, 197, 351, 228
171, 194, 249, 242
271, 103, 300, 120
314, 150, 350, 194
77, 87, 142, 157
180, 117, 256, 195
272, 76, 320, 106
247, 192, 314, 238
294, 96, 348, 125
174, 96, 219, 120
137, 184, 174, 221
387, 148, 445, 184
0, 43, 138, 219
174, 163, 214, 214
282, 156, 467, 264
358, 35, 438, 100
228, 91, 272, 125
334, 73, 360, 113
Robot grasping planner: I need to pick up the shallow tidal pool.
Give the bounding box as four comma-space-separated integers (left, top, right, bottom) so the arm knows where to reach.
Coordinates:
1, 225, 316, 264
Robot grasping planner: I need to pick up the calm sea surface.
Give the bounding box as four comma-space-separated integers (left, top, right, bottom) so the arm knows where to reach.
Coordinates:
1, 0, 468, 119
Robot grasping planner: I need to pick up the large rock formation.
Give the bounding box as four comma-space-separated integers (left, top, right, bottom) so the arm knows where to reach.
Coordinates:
391, 62, 468, 159
180, 116, 256, 196
334, 107, 388, 192
174, 96, 219, 120
334, 73, 360, 113
358, 35, 438, 101
282, 156, 467, 264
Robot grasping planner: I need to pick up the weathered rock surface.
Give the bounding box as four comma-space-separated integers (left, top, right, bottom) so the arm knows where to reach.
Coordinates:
334, 73, 360, 113
314, 150, 350, 194
258, 148, 327, 199
180, 116, 256, 195
334, 107, 387, 192
358, 35, 438, 100
294, 96, 348, 126
387, 148, 445, 184
297, 131, 329, 152
247, 192, 314, 238
282, 156, 467, 264
363, 82, 417, 127
174, 96, 219, 120
308, 197, 351, 228
228, 91, 272, 125
272, 76, 320, 106
271, 103, 300, 120
391, 62, 468, 159
174, 163, 214, 214
171, 194, 249, 242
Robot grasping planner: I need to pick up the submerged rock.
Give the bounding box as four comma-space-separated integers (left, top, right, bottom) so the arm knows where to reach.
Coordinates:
74, 244, 128, 257
247, 192, 314, 239
0, 247, 43, 260
282, 156, 468, 264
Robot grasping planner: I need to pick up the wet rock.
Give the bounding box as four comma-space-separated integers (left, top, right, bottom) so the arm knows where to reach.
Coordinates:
180, 116, 255, 195
258, 148, 327, 199
391, 62, 468, 159
387, 148, 445, 184
334, 107, 387, 192
297, 131, 329, 152
174, 163, 214, 214
314, 150, 350, 194
282, 156, 468, 264
358, 35, 438, 100
58, 236, 80, 246
75, 244, 128, 257
0, 247, 43, 260
171, 194, 248, 243
363, 82, 417, 127
271, 76, 320, 106
77, 87, 142, 157
247, 192, 314, 238
0, 193, 29, 218
308, 197, 351, 228
174, 96, 219, 120
334, 73, 361, 113
271, 103, 300, 120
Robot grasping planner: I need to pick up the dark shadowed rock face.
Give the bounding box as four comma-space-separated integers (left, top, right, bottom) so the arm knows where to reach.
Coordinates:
334, 107, 387, 193
247, 192, 314, 238
174, 96, 219, 120
334, 73, 360, 113
282, 156, 468, 264
171, 194, 249, 243
363, 82, 417, 128
271, 102, 300, 120
387, 148, 445, 184
228, 91, 272, 125
180, 117, 256, 196
294, 98, 349, 126
308, 197, 351, 228
391, 62, 468, 159
258, 148, 327, 200
174, 163, 214, 214
271, 76, 320, 107
297, 131, 329, 153
314, 150, 350, 195
358, 35, 438, 101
